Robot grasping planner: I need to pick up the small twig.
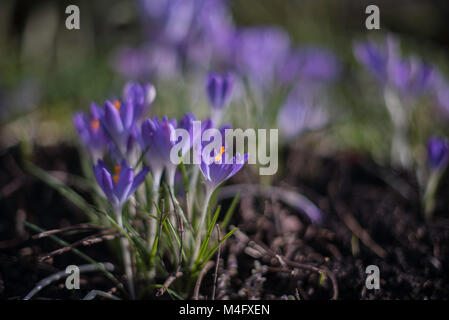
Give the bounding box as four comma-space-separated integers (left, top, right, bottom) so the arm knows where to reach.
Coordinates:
236, 229, 339, 300
83, 290, 121, 300
156, 272, 183, 297
211, 225, 221, 300
23, 263, 115, 300
334, 202, 387, 259
193, 261, 215, 300
38, 230, 119, 262
32, 224, 107, 239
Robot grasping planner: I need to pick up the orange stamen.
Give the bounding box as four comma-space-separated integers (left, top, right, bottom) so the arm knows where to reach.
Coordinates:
215, 146, 225, 162
113, 100, 121, 112
113, 165, 121, 184
90, 119, 100, 131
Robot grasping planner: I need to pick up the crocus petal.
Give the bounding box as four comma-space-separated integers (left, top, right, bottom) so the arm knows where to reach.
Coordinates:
129, 166, 150, 196
104, 100, 124, 133
101, 168, 117, 206
115, 166, 134, 205
119, 101, 131, 129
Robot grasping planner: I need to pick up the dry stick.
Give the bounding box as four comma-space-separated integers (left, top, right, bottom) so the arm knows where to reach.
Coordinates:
156, 271, 183, 297
236, 229, 339, 300
284, 259, 339, 300
193, 260, 215, 300
83, 290, 121, 300
38, 231, 119, 262
32, 224, 107, 239
334, 202, 387, 259
23, 263, 115, 300
211, 225, 221, 300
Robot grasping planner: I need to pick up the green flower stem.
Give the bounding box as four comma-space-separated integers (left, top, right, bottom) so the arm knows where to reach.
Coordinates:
148, 170, 162, 248
424, 169, 442, 219
384, 87, 412, 168
187, 165, 200, 221
192, 188, 213, 264
115, 207, 136, 300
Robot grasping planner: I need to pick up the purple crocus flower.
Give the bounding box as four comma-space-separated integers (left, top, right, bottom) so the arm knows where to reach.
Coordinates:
94, 160, 149, 209
140, 116, 177, 176
206, 72, 234, 109
279, 47, 340, 84
277, 85, 329, 140
196, 120, 247, 192
200, 150, 248, 192
206, 72, 234, 125
234, 26, 290, 88
73, 103, 108, 160
102, 99, 138, 158
123, 82, 156, 120
354, 35, 434, 99
427, 136, 449, 169
113, 45, 179, 80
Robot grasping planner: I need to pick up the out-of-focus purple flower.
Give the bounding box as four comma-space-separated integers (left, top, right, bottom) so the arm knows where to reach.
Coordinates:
354, 35, 434, 98
389, 57, 434, 97
200, 150, 248, 192
279, 47, 340, 84
427, 136, 449, 169
113, 45, 179, 80
136, 0, 234, 73
94, 160, 149, 208
277, 86, 329, 140
140, 113, 197, 189
113, 47, 154, 80
354, 38, 390, 81
206, 72, 234, 116
140, 114, 196, 174
123, 82, 156, 120
234, 26, 290, 87
102, 99, 138, 157
433, 73, 449, 116
140, 116, 177, 175
73, 103, 109, 160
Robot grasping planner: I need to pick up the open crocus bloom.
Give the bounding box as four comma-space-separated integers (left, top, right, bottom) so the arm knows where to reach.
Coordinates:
73, 102, 108, 160
94, 160, 149, 209
200, 149, 248, 192
102, 99, 139, 157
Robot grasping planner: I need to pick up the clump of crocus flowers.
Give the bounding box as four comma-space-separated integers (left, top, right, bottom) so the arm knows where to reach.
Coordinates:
73, 80, 247, 299
354, 34, 435, 168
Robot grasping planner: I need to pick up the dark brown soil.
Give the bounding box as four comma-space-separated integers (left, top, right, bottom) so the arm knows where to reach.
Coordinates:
1, 144, 448, 300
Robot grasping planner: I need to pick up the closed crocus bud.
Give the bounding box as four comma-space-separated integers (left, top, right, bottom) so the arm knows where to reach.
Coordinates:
206, 72, 234, 110
206, 72, 233, 125
427, 136, 449, 169
123, 82, 156, 120
140, 116, 176, 174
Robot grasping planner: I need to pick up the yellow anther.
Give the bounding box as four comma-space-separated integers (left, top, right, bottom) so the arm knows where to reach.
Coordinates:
215, 146, 225, 162
113, 165, 121, 184
90, 119, 100, 131
113, 100, 121, 112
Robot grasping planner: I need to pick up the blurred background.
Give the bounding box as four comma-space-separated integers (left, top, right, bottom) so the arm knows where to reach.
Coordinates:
1, 0, 449, 161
